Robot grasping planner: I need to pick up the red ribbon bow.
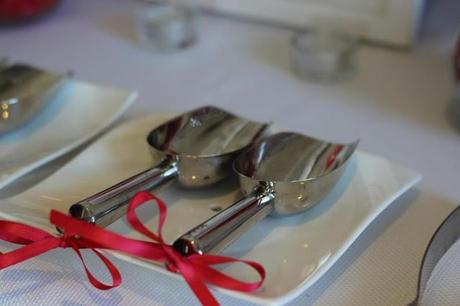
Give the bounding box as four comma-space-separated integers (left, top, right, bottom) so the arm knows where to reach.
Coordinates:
0, 192, 265, 306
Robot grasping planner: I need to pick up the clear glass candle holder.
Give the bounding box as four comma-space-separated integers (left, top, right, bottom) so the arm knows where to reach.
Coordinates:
291, 31, 359, 82
136, 4, 198, 52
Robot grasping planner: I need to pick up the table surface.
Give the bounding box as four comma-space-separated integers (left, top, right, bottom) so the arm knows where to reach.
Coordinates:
1, 0, 460, 305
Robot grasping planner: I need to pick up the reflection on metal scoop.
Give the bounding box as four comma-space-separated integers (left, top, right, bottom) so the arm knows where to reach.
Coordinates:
173, 132, 358, 256
0, 63, 65, 135
69, 106, 269, 227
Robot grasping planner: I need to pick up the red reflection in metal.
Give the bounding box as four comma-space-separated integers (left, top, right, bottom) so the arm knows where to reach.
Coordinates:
325, 145, 343, 171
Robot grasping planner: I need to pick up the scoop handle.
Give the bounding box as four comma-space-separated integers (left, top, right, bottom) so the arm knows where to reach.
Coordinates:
69, 159, 178, 228
173, 190, 275, 256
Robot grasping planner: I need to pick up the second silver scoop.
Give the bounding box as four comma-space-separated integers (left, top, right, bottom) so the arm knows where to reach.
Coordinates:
173, 132, 358, 256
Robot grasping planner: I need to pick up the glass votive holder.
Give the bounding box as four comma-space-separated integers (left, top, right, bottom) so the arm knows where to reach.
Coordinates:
291, 30, 359, 82
135, 4, 198, 52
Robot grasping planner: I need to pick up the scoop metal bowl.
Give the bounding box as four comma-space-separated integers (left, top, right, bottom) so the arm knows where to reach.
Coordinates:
173, 132, 359, 256
0, 63, 65, 135
69, 106, 269, 227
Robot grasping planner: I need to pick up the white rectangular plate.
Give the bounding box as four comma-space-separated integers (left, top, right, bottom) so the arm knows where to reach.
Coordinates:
0, 114, 421, 305
0, 79, 136, 191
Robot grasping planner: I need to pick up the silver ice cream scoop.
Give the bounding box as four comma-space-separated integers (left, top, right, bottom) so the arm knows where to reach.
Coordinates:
0, 63, 65, 135
69, 106, 269, 227
173, 132, 358, 256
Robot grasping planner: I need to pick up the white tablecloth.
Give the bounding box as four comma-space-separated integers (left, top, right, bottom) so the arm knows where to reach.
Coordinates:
1, 0, 460, 305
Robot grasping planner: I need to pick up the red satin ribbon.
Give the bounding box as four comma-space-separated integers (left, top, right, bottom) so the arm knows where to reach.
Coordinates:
0, 192, 265, 306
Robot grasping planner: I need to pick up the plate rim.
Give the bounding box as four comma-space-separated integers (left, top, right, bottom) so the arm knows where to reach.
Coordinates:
0, 80, 137, 190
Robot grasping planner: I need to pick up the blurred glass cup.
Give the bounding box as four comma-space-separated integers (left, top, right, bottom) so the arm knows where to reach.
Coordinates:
136, 4, 198, 52
291, 30, 359, 82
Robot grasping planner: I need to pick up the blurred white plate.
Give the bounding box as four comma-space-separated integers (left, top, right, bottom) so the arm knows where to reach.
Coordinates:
179, 0, 425, 46
0, 79, 136, 191
0, 114, 421, 305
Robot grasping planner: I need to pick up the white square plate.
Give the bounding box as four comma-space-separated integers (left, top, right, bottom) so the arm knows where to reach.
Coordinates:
0, 79, 136, 190
0, 114, 421, 305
